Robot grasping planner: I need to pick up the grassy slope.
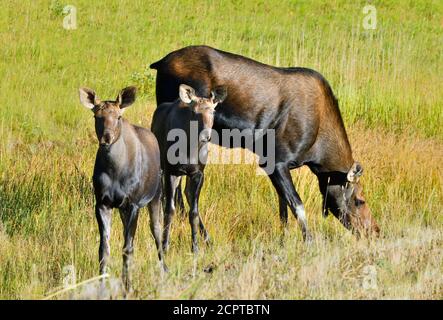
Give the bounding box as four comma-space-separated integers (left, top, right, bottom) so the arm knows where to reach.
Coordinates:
0, 0, 441, 299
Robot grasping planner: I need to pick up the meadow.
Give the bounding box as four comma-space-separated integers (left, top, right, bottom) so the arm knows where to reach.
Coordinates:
0, 0, 441, 299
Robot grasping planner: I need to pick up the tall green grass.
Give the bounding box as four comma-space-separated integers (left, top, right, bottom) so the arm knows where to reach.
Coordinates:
0, 0, 441, 144
0, 0, 441, 299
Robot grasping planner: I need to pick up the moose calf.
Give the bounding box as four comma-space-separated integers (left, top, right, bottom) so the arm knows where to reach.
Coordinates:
151, 84, 227, 253
79, 86, 166, 293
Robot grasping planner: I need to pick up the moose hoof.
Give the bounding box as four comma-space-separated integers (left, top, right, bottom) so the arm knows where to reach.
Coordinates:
161, 263, 169, 274
204, 236, 212, 247
304, 232, 313, 245
191, 244, 199, 254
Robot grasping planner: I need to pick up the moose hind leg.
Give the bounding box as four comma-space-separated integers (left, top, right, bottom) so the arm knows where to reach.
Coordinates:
269, 164, 312, 241
162, 174, 180, 252
148, 187, 168, 272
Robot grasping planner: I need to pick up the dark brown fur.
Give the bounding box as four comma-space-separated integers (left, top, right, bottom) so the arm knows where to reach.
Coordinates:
150, 45, 379, 239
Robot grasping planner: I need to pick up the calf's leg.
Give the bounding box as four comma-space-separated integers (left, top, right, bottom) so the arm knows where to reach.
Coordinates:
119, 205, 139, 294
185, 176, 210, 246
185, 171, 208, 253
96, 204, 112, 275
278, 195, 289, 245
174, 178, 186, 215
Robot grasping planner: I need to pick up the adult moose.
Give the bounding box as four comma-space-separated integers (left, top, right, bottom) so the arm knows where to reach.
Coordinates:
150, 45, 379, 240
151, 84, 227, 253
79, 86, 166, 293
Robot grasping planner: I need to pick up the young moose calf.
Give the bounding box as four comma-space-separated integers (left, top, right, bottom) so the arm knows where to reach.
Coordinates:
151, 84, 227, 253
79, 86, 166, 292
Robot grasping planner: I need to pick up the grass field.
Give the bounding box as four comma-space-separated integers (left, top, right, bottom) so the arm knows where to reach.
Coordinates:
0, 0, 442, 299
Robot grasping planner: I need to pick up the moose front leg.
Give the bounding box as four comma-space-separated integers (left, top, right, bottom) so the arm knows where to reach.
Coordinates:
185, 171, 207, 254
95, 203, 112, 276
185, 174, 210, 248
268, 164, 312, 242
119, 205, 139, 294
174, 177, 186, 215
278, 195, 289, 245
278, 195, 288, 226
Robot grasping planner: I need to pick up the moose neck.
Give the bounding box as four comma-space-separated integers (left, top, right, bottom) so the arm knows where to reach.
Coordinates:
98, 122, 130, 174
312, 168, 350, 218
200, 110, 215, 130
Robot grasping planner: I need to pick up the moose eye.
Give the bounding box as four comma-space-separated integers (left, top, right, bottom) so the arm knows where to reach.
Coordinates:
118, 116, 122, 120
355, 199, 366, 207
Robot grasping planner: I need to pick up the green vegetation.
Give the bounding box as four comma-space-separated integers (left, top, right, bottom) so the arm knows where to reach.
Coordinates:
0, 0, 441, 299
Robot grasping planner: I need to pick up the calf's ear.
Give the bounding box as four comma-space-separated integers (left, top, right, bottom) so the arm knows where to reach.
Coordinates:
117, 86, 137, 109
212, 86, 227, 104
179, 84, 197, 104
79, 87, 99, 110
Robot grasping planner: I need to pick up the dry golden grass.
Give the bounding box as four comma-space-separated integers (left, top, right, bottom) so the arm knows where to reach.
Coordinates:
1, 108, 441, 299
0, 0, 442, 299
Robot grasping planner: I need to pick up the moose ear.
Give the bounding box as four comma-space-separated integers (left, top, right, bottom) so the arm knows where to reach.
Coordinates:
347, 162, 363, 183
79, 87, 98, 110
117, 86, 137, 109
211, 86, 227, 104
179, 84, 197, 104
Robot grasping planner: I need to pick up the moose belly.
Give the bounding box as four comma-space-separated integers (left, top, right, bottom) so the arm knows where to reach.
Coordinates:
95, 174, 138, 208
166, 163, 203, 177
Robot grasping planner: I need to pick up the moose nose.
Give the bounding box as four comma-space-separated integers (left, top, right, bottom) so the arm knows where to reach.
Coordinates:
200, 130, 212, 143
369, 218, 380, 236
101, 132, 113, 146
356, 213, 380, 238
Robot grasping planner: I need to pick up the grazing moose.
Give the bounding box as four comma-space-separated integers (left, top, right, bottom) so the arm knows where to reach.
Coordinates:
151, 84, 227, 253
150, 45, 380, 240
78, 86, 166, 293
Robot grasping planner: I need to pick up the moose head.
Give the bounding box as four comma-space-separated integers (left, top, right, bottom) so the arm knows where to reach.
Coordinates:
322, 162, 380, 237
79, 86, 137, 147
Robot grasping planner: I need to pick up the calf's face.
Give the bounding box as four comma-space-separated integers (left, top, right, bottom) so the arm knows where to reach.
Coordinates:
79, 87, 136, 147
179, 84, 227, 142
327, 163, 380, 237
